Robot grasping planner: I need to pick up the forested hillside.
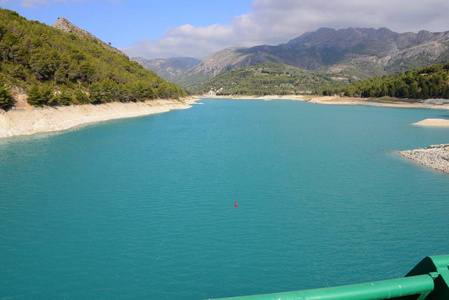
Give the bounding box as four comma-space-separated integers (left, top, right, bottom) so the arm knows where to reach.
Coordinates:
196, 62, 339, 96
322, 62, 449, 99
0, 9, 186, 110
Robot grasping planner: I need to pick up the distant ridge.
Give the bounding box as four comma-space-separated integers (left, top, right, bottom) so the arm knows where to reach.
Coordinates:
135, 27, 449, 89
189, 27, 449, 80
53, 17, 125, 56
132, 57, 201, 82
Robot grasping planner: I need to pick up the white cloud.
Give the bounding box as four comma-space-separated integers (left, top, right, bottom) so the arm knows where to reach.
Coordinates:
20, 0, 48, 8
124, 0, 449, 59
19, 0, 86, 9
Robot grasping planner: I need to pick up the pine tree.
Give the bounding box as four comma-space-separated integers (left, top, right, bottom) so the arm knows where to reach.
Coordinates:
421, 83, 429, 99
0, 86, 12, 110
27, 85, 43, 106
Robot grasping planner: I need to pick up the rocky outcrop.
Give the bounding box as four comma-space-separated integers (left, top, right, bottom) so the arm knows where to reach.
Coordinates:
53, 17, 125, 56
400, 144, 449, 174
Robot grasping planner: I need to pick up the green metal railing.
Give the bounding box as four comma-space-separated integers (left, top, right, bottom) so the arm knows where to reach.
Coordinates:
208, 255, 449, 300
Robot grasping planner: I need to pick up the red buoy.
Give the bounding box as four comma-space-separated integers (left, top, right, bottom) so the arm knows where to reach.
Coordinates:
235, 203, 238, 207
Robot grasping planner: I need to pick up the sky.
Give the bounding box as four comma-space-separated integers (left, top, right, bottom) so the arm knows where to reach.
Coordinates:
1, 0, 449, 60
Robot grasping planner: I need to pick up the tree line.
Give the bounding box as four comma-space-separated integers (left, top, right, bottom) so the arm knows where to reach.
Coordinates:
322, 63, 449, 99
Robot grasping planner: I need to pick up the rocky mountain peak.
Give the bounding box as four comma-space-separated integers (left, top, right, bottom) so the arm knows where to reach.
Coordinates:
287, 27, 398, 50
53, 17, 125, 56
53, 17, 74, 33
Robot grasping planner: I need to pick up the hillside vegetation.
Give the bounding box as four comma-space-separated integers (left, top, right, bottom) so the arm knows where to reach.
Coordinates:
0, 9, 186, 110
196, 62, 340, 96
322, 62, 449, 99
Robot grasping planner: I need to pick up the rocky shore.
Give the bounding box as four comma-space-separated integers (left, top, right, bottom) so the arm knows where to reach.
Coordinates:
399, 144, 449, 174
0, 99, 194, 138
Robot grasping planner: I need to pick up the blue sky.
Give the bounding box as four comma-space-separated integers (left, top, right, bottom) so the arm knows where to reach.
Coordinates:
1, 0, 449, 59
0, 0, 253, 47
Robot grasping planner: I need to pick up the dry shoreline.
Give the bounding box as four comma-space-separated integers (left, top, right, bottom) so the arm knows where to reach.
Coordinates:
0, 98, 196, 139
205, 95, 449, 127
3, 94, 447, 139
205, 94, 449, 110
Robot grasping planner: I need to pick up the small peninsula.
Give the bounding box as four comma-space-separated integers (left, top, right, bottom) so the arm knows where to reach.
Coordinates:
412, 118, 449, 127
400, 144, 449, 174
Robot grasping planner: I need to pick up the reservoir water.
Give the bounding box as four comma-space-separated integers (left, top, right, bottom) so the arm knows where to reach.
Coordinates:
0, 99, 448, 299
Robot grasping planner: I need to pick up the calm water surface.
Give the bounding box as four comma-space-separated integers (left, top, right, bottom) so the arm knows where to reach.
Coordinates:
0, 99, 448, 299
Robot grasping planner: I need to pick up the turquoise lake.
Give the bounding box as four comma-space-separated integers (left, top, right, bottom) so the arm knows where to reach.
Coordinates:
0, 99, 449, 299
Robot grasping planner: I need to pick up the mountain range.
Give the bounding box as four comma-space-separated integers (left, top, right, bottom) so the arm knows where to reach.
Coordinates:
134, 27, 449, 92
